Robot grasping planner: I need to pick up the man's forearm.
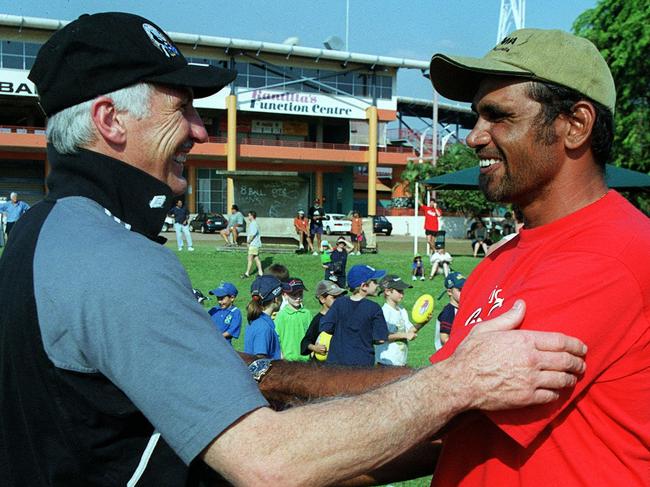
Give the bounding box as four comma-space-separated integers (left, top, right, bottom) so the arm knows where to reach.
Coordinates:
205, 363, 465, 486
238, 352, 413, 406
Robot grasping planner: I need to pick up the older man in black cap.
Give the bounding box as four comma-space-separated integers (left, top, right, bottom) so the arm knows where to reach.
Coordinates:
427, 29, 650, 486
0, 14, 589, 486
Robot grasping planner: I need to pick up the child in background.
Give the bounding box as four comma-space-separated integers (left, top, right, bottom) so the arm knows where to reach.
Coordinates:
375, 275, 418, 366
243, 275, 283, 359
436, 271, 466, 345
293, 210, 313, 253
207, 282, 242, 346
300, 280, 347, 360
319, 264, 389, 366
264, 263, 291, 313
329, 237, 354, 289
412, 255, 425, 281
320, 240, 335, 281
350, 210, 363, 255
274, 278, 311, 362
429, 243, 453, 279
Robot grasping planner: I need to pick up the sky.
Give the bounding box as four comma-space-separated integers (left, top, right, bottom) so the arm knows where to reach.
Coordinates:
3, 0, 598, 102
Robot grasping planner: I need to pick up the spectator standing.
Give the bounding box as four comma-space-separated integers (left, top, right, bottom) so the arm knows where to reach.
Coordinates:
308, 199, 324, 254
207, 282, 242, 346
0, 192, 30, 239
220, 204, 245, 247
429, 243, 453, 279
168, 199, 194, 251
300, 280, 347, 360
411, 255, 425, 281
350, 210, 364, 255
241, 210, 262, 278
274, 278, 311, 362
420, 199, 442, 254
376, 275, 418, 366
329, 236, 354, 289
320, 264, 389, 366
436, 272, 465, 345
243, 275, 283, 359
293, 209, 312, 252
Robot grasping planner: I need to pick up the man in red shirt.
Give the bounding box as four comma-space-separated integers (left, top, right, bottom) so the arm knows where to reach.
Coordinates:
420, 199, 441, 254
428, 29, 650, 486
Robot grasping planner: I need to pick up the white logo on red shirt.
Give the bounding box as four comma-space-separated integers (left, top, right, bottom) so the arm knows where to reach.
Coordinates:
488, 287, 504, 316
464, 308, 483, 326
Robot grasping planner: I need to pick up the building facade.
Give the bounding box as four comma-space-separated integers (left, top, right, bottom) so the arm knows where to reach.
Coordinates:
0, 14, 471, 217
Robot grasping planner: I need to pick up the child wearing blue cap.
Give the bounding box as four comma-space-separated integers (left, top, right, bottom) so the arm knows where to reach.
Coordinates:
243, 275, 283, 359
436, 271, 466, 346
319, 264, 389, 366
207, 282, 241, 346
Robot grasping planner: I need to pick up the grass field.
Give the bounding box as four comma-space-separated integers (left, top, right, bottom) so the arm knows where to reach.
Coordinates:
2, 234, 480, 486
171, 236, 481, 487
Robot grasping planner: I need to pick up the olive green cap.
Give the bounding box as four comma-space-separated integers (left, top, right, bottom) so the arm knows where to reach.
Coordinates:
429, 28, 616, 113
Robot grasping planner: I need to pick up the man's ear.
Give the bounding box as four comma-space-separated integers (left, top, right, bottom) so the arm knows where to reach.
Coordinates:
563, 100, 596, 151
90, 96, 127, 145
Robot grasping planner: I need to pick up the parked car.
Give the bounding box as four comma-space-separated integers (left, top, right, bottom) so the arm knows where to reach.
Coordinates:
189, 212, 228, 233
322, 213, 352, 235
373, 215, 392, 236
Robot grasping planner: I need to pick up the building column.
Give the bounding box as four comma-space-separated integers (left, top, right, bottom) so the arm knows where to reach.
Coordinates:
315, 170, 324, 203
226, 94, 238, 210
187, 166, 197, 212
366, 106, 378, 216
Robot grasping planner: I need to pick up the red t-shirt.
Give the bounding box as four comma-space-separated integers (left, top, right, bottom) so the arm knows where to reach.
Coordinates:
429, 191, 650, 486
294, 217, 308, 233
420, 205, 441, 232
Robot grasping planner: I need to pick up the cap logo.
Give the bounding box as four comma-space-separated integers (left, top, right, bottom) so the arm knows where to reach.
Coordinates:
493, 35, 518, 53
142, 23, 179, 58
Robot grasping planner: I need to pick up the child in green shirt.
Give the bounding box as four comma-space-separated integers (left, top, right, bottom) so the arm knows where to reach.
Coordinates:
274, 278, 312, 361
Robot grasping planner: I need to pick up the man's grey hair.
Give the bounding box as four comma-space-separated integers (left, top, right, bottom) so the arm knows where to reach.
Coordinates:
10, 192, 17, 199
46, 83, 154, 154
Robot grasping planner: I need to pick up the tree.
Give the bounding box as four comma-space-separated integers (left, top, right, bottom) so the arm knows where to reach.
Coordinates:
573, 0, 650, 212
428, 143, 492, 217
400, 143, 494, 217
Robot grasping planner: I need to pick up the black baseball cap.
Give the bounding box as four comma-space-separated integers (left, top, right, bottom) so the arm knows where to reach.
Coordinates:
28, 12, 237, 116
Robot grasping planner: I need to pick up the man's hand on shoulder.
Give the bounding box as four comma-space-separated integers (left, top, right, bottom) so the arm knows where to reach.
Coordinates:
445, 300, 587, 411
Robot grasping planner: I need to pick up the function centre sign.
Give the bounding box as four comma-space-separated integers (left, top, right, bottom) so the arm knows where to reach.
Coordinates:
237, 89, 395, 120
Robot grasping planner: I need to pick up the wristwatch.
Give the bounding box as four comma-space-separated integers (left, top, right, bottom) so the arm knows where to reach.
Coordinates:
248, 358, 273, 383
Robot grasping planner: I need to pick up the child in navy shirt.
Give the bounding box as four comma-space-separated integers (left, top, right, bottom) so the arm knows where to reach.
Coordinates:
319, 265, 389, 366
207, 282, 242, 345
436, 272, 465, 345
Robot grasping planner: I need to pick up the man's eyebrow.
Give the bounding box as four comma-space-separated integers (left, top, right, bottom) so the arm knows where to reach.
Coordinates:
473, 101, 511, 118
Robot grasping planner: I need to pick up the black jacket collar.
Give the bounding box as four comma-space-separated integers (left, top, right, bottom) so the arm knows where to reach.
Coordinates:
46, 146, 174, 242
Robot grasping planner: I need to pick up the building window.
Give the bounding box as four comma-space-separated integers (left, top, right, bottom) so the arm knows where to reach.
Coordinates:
0, 40, 41, 70
230, 60, 393, 100
196, 169, 227, 214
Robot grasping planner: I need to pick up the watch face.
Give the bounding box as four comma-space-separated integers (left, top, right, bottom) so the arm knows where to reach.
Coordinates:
249, 359, 272, 381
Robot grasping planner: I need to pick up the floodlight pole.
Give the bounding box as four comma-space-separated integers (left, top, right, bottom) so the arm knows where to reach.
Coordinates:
413, 126, 432, 256
345, 0, 350, 51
